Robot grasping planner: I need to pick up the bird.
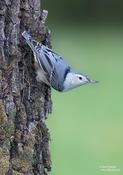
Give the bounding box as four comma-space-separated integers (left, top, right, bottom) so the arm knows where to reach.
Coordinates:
22, 31, 98, 92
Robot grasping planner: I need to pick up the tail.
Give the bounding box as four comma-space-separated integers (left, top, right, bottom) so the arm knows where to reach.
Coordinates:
22, 31, 31, 41
22, 31, 43, 67
22, 31, 39, 53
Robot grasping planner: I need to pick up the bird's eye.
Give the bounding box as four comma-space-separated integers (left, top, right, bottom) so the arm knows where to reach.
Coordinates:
79, 76, 83, 80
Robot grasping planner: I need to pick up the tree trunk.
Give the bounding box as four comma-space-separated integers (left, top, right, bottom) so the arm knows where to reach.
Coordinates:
0, 0, 52, 175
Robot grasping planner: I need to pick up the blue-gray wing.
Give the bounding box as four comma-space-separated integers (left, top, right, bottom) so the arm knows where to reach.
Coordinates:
22, 31, 70, 91
38, 45, 70, 91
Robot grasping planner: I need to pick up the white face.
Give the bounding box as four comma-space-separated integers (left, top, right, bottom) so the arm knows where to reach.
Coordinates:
63, 72, 90, 91
74, 74, 89, 85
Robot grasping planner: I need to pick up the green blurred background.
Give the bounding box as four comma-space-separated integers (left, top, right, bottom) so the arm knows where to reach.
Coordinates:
43, 0, 123, 175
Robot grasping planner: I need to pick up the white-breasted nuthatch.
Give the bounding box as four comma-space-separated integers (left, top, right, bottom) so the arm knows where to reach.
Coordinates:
22, 31, 98, 92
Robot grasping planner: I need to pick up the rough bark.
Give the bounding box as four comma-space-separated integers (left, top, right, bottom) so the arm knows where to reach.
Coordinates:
0, 0, 52, 175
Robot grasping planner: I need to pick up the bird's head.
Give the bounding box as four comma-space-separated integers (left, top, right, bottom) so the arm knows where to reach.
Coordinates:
63, 71, 98, 91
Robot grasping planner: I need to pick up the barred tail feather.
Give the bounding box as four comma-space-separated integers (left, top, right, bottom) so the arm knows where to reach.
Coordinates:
22, 31, 31, 41
22, 31, 39, 52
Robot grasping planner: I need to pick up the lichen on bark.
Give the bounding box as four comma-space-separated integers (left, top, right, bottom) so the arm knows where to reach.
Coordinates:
0, 0, 52, 175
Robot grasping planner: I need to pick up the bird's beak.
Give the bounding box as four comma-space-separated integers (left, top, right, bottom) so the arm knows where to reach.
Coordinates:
87, 78, 99, 84
90, 79, 99, 83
